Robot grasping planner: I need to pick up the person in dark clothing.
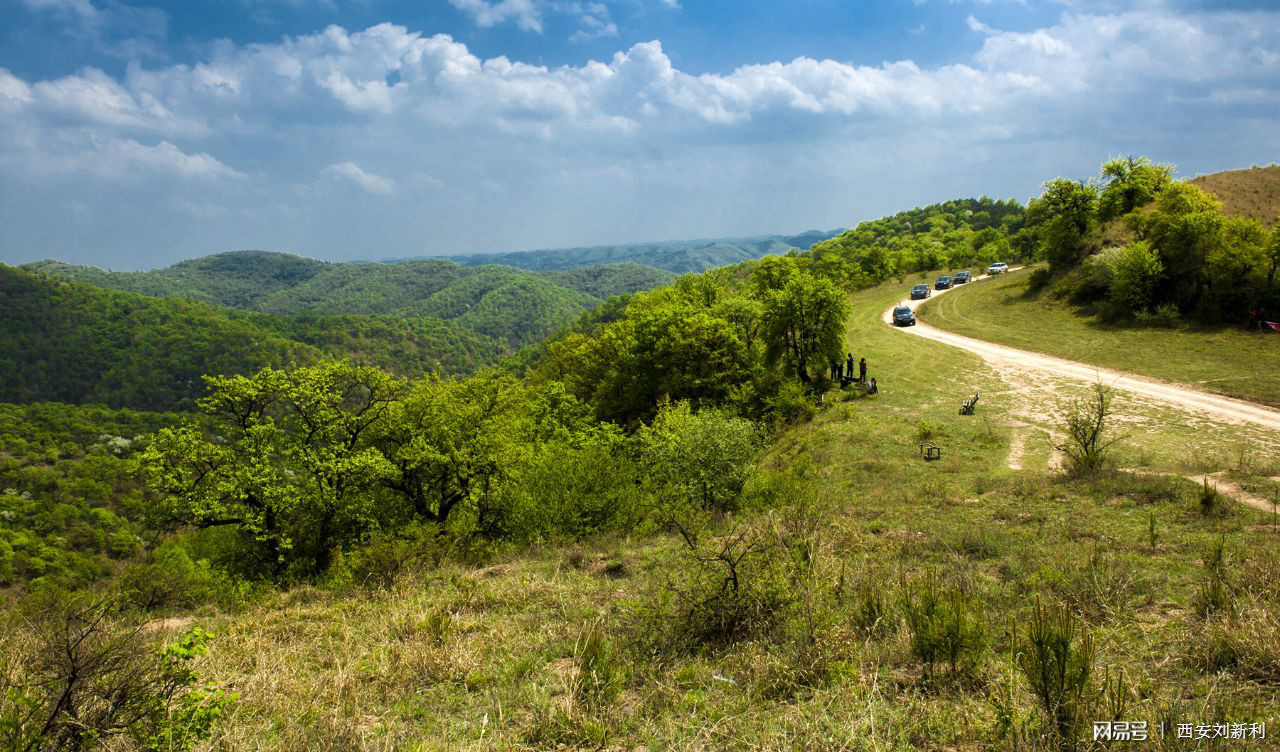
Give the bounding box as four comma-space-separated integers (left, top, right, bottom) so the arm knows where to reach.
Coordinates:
859, 357, 867, 382
846, 353, 855, 381
867, 377, 878, 395
831, 360, 839, 380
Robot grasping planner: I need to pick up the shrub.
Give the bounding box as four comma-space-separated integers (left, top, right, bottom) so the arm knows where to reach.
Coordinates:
0, 595, 233, 752
1192, 538, 1235, 618
900, 577, 987, 682
1198, 479, 1230, 518
637, 401, 763, 514
1057, 382, 1119, 475
1026, 267, 1054, 293
1018, 601, 1096, 749
658, 524, 795, 648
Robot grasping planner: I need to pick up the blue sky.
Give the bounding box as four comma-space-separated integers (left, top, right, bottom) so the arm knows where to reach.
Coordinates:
1, 0, 1278, 269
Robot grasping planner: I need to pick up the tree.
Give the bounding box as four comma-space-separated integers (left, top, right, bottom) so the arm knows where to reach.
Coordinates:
373, 370, 530, 535
637, 401, 763, 514
761, 271, 849, 383
1027, 179, 1099, 271
1097, 156, 1173, 222
141, 361, 401, 577
1108, 241, 1163, 314
1142, 181, 1225, 312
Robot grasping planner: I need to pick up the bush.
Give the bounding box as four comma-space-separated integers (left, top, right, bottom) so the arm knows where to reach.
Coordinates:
1057, 382, 1119, 475
900, 577, 987, 682
638, 401, 763, 515
1026, 267, 1054, 293
1198, 479, 1231, 518
0, 595, 234, 751
1192, 538, 1235, 617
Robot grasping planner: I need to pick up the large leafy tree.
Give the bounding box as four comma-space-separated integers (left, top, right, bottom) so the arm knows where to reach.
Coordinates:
1141, 181, 1225, 312
372, 371, 530, 534
761, 270, 848, 383
1097, 156, 1174, 221
141, 361, 401, 577
1027, 178, 1099, 271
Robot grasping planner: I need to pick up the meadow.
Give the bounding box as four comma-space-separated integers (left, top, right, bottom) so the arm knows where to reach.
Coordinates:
165, 278, 1280, 751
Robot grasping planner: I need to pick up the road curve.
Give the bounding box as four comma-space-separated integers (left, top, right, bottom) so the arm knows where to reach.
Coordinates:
881, 271, 1280, 433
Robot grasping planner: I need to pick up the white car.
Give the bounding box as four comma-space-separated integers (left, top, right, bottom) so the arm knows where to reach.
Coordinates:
986, 262, 1009, 275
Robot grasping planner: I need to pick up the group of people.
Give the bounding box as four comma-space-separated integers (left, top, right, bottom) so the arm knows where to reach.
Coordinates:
1248, 306, 1278, 332
830, 353, 876, 394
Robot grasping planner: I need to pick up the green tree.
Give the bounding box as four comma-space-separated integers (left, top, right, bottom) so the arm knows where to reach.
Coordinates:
373, 370, 530, 537
1108, 241, 1164, 314
1097, 155, 1174, 221
1142, 181, 1225, 312
141, 361, 401, 578
637, 401, 763, 514
761, 271, 849, 383
1027, 179, 1099, 271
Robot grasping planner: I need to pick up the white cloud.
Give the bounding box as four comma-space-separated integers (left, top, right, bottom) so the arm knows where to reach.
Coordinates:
2, 7, 1279, 266
448, 0, 543, 33
326, 161, 396, 195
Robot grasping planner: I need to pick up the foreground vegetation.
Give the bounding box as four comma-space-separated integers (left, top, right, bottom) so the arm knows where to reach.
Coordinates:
6, 161, 1280, 750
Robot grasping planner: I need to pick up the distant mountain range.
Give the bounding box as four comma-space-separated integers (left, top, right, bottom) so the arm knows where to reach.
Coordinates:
11, 230, 836, 410
435, 230, 844, 273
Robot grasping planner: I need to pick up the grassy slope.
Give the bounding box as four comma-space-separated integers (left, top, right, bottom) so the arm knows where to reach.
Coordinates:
183, 277, 1276, 751
918, 267, 1280, 407
1192, 164, 1280, 229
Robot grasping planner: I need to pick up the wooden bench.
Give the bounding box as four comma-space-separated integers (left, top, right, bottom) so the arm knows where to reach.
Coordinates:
959, 392, 980, 415
918, 443, 942, 461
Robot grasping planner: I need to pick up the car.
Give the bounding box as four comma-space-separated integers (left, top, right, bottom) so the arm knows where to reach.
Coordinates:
953, 271, 972, 284
892, 306, 916, 326
987, 262, 1009, 275
910, 284, 931, 300
935, 275, 953, 290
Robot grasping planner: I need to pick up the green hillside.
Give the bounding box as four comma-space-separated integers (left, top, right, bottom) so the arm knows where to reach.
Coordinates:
443, 229, 843, 273
25, 253, 672, 352
0, 265, 504, 410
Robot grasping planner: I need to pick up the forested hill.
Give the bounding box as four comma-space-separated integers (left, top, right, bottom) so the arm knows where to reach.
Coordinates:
25, 254, 674, 351
0, 265, 504, 410
441, 229, 844, 273
803, 197, 1026, 286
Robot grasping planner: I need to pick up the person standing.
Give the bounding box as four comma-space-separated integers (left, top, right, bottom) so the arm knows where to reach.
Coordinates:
831, 360, 839, 380
859, 357, 867, 383
846, 353, 855, 381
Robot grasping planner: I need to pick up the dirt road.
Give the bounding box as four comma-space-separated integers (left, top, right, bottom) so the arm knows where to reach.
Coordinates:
882, 271, 1280, 434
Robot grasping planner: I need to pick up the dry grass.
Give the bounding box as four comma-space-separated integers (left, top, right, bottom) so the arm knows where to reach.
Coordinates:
1192, 164, 1280, 229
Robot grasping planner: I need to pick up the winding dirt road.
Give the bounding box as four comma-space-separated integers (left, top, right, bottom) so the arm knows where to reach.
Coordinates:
881, 271, 1280, 434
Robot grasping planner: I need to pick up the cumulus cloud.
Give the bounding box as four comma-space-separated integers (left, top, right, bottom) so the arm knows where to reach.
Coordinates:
326, 161, 396, 195
1, 7, 1278, 266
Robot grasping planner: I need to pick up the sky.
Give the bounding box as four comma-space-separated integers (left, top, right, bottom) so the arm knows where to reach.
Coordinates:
0, 0, 1277, 270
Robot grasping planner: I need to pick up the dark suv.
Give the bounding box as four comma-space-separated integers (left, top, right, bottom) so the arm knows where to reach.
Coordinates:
953, 271, 972, 284
893, 306, 916, 326
910, 284, 931, 300
935, 275, 953, 290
